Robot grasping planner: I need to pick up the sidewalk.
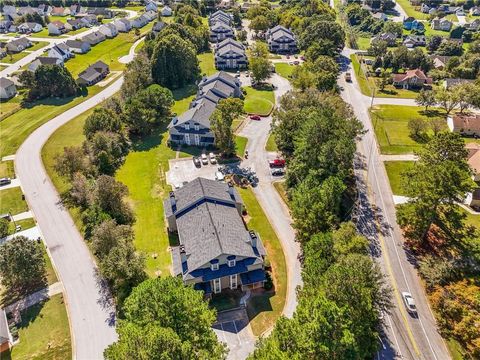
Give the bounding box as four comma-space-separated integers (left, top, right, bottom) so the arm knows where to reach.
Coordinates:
380, 154, 418, 162
5, 282, 63, 313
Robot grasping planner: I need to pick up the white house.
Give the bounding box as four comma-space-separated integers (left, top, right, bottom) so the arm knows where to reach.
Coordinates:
48, 43, 73, 61
17, 22, 43, 33
161, 6, 173, 16
99, 23, 118, 38
48, 20, 68, 35
145, 1, 158, 12
0, 77, 16, 100
28, 56, 63, 72
114, 18, 131, 32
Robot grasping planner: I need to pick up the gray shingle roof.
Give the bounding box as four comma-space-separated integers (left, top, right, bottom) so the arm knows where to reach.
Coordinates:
172, 97, 217, 128
216, 38, 245, 56
0, 77, 14, 88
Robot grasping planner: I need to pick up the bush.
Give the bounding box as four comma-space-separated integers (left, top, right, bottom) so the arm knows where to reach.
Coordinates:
264, 271, 274, 290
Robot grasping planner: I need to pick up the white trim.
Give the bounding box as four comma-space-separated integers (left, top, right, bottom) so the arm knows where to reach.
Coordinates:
213, 278, 221, 293
230, 274, 237, 289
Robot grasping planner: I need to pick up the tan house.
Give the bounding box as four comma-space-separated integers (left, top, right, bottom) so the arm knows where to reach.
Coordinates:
392, 69, 432, 89
448, 114, 480, 137
165, 178, 267, 296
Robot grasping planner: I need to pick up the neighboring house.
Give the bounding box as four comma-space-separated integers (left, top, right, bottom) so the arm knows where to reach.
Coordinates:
17, 22, 43, 34
165, 178, 267, 296
444, 78, 474, 89
169, 71, 241, 147
0, 308, 13, 353
48, 20, 68, 35
0, 20, 12, 33
99, 23, 118, 38
0, 49, 6, 60
467, 188, 480, 209
65, 39, 91, 53
466, 143, 480, 182
48, 43, 73, 61
266, 25, 298, 53
67, 18, 84, 30
28, 56, 63, 72
87, 7, 114, 19
403, 34, 426, 48
209, 10, 232, 26
403, 16, 415, 30
82, 31, 106, 45
6, 37, 32, 53
152, 21, 166, 34
209, 21, 234, 42
411, 19, 425, 31
372, 12, 388, 21
0, 77, 17, 100
371, 32, 397, 46
17, 6, 40, 16
51, 6, 69, 16
447, 114, 480, 137
421, 3, 430, 13
466, 19, 480, 31
2, 5, 17, 18
132, 14, 149, 28
114, 18, 131, 32
38, 4, 53, 15
161, 6, 173, 17
145, 1, 158, 12
456, 7, 465, 16
430, 55, 451, 69
431, 17, 453, 31
144, 10, 157, 22
69, 4, 85, 16
214, 38, 248, 70
77, 60, 109, 86
470, 6, 480, 16
392, 69, 432, 89
80, 14, 99, 27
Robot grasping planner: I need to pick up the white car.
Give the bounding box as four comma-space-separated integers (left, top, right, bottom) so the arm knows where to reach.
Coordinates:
201, 153, 208, 165
402, 292, 417, 314
209, 152, 217, 164
215, 171, 225, 181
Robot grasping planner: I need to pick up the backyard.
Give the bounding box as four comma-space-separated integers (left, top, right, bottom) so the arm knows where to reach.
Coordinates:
370, 105, 446, 154
243, 86, 275, 116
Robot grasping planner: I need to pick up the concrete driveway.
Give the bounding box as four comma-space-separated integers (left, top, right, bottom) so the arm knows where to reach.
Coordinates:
213, 308, 256, 360
166, 158, 220, 186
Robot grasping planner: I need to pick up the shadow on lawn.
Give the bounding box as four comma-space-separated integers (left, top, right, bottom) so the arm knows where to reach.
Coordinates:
21, 88, 92, 109
15, 299, 46, 330
130, 127, 166, 152
246, 289, 274, 322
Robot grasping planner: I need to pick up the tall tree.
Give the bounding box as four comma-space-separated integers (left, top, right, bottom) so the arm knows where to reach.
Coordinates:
415, 89, 436, 111
434, 87, 460, 115
22, 64, 78, 101
210, 98, 244, 156
120, 53, 153, 100
94, 175, 134, 225
84, 108, 124, 140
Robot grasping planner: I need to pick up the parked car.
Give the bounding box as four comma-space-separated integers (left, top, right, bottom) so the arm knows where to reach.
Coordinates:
402, 292, 417, 314
209, 152, 217, 164
250, 115, 261, 121
271, 168, 285, 176
0, 177, 12, 186
201, 153, 209, 165
193, 157, 201, 167
293, 60, 299, 65
215, 171, 225, 181
269, 159, 286, 168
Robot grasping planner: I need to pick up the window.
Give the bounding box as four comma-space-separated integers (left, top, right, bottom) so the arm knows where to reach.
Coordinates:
211, 262, 219, 271
230, 274, 237, 289
213, 278, 221, 293
194, 123, 199, 131
185, 123, 190, 130
228, 259, 236, 267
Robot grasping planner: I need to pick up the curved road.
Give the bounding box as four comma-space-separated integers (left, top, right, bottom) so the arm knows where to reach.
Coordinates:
15, 77, 123, 359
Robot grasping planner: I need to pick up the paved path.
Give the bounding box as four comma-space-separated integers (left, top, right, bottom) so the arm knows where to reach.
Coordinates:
0, 225, 41, 245
12, 210, 33, 221
0, 178, 20, 190
380, 154, 418, 161
5, 282, 63, 313
119, 36, 145, 64
15, 78, 123, 359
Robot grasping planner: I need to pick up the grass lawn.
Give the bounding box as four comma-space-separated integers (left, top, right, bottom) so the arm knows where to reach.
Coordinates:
423, 23, 451, 37
8, 218, 35, 235
7, 294, 71, 360
370, 105, 446, 154
0, 86, 101, 157
274, 63, 295, 79
239, 187, 287, 336
356, 36, 371, 50
2, 51, 29, 64
28, 41, 49, 52
0, 187, 28, 215
0, 161, 15, 178
265, 133, 277, 152
273, 181, 288, 206
0, 96, 22, 120
395, 0, 429, 19
198, 51, 216, 76
243, 86, 275, 116
384, 161, 415, 196
235, 135, 248, 157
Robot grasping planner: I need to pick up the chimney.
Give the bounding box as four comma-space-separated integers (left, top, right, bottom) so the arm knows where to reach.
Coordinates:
179, 244, 187, 263
227, 182, 234, 197
249, 230, 257, 248
169, 191, 177, 212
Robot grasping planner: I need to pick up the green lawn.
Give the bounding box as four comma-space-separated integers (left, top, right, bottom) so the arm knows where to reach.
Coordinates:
0, 187, 28, 215
7, 294, 71, 360
0, 161, 15, 178
7, 218, 35, 235
0, 96, 22, 120
235, 135, 248, 156
2, 51, 29, 64
0, 86, 101, 157
243, 86, 275, 116
356, 36, 371, 50
274, 63, 295, 79
265, 133, 278, 152
423, 23, 451, 37
273, 181, 288, 206
395, 0, 429, 19
198, 51, 216, 76
384, 161, 415, 196
370, 105, 446, 154
28, 41, 49, 52
239, 187, 287, 336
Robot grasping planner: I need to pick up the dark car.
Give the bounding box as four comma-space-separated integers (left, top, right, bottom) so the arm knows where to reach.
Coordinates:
0, 177, 11, 186
250, 115, 261, 121
193, 157, 201, 167
271, 168, 285, 176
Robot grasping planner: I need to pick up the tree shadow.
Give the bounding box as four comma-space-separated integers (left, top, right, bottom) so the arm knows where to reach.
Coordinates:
14, 298, 46, 330
418, 109, 444, 118
245, 288, 274, 324
409, 133, 430, 144
171, 84, 197, 102
168, 231, 179, 247
21, 88, 91, 109
130, 126, 166, 152
94, 268, 117, 327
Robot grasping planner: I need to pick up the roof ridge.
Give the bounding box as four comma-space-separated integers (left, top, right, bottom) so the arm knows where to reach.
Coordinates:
199, 179, 224, 254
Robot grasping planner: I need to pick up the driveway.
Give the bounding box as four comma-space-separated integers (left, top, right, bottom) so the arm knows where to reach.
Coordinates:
213, 308, 256, 360
166, 158, 220, 185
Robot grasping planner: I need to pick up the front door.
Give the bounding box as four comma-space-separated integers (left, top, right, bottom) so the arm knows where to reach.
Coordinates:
213, 278, 221, 294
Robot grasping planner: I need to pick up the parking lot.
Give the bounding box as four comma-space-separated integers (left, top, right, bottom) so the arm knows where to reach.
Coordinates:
212, 308, 256, 360
166, 158, 221, 186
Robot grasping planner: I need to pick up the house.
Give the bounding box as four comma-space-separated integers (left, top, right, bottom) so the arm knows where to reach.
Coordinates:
421, 3, 430, 13
38, 4, 53, 15
145, 1, 158, 12
447, 114, 480, 137
77, 60, 109, 86
99, 23, 118, 38
444, 78, 474, 89
403, 16, 415, 30
470, 6, 480, 16
48, 43, 73, 61
87, 7, 114, 19
48, 20, 68, 35
209, 10, 232, 26
372, 12, 388, 21
466, 143, 480, 181
114, 18, 131, 32
67, 18, 85, 30
403, 34, 426, 48
0, 49, 6, 60
0, 77, 17, 100
6, 37, 32, 53
431, 17, 453, 31
0, 20, 12, 33
161, 6, 173, 17
28, 56, 63, 72
266, 25, 298, 53
210, 21, 234, 42
169, 72, 241, 147
132, 14, 149, 28
80, 14, 99, 27
371, 32, 397, 46
214, 38, 248, 70
65, 39, 91, 54
0, 308, 13, 353
152, 21, 166, 34
17, 6, 41, 16
2, 5, 17, 18
430, 55, 451, 70
455, 7, 465, 16
165, 178, 267, 296
392, 69, 432, 89
69, 4, 85, 16
466, 19, 480, 31
51, 6, 69, 16
411, 19, 425, 31
82, 31, 106, 46
467, 189, 480, 209
17, 22, 43, 34
144, 10, 157, 21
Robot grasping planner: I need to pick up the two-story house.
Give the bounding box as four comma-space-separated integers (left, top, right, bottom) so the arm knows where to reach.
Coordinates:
99, 23, 118, 38
6, 37, 32, 53
266, 25, 297, 53
114, 18, 131, 32
448, 114, 480, 137
431, 17, 453, 31
0, 77, 17, 100
48, 20, 69, 35
165, 178, 267, 296
209, 10, 233, 27
210, 21, 234, 43
214, 38, 248, 70
48, 43, 73, 62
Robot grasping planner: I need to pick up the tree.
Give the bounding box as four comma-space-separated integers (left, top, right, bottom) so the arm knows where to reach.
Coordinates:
248, 42, 271, 83
407, 118, 428, 139
54, 146, 89, 180
151, 34, 200, 89
22, 65, 78, 101
105, 277, 227, 359
429, 118, 445, 136
368, 40, 388, 57
434, 88, 460, 115
415, 89, 436, 111
84, 108, 124, 140
437, 40, 463, 56
0, 218, 9, 238
298, 20, 345, 56
120, 53, 153, 100
94, 175, 134, 225
210, 98, 244, 156
70, 173, 93, 208
91, 219, 134, 259
249, 15, 270, 32
0, 236, 47, 292
86, 131, 129, 175
427, 35, 443, 53
382, 21, 402, 37
454, 82, 480, 113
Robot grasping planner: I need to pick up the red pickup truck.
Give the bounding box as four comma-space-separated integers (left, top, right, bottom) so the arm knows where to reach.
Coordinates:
269, 159, 286, 168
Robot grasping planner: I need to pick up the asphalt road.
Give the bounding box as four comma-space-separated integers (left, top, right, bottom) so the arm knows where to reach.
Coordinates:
338, 52, 451, 360
15, 78, 123, 359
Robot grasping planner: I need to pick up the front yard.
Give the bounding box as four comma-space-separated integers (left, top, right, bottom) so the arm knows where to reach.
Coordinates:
243, 86, 275, 116
384, 161, 415, 196
0, 187, 29, 216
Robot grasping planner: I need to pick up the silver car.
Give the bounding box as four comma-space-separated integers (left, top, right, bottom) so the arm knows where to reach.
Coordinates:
402, 292, 417, 314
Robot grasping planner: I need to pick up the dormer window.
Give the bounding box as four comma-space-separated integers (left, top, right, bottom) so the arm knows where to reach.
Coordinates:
228, 259, 236, 267
211, 263, 219, 271
194, 123, 199, 131
185, 123, 190, 130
